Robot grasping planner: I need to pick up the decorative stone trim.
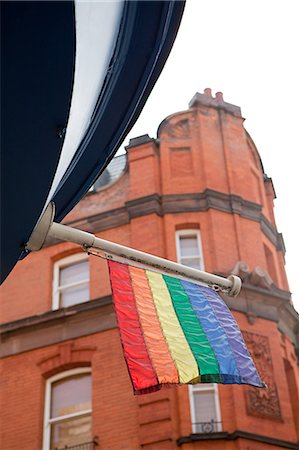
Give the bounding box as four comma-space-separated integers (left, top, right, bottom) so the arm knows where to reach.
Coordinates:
44, 190, 285, 253
230, 261, 274, 290
126, 194, 162, 219
37, 341, 97, 378
243, 332, 282, 420
177, 430, 299, 449
0, 296, 115, 358
2, 282, 298, 363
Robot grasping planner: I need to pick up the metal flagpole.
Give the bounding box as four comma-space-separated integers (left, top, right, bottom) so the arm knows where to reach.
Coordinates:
26, 203, 242, 297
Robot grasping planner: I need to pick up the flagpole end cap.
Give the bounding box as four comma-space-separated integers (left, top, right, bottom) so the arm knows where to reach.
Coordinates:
227, 274, 242, 297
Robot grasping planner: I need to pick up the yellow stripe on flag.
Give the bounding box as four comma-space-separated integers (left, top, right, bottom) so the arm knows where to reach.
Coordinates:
146, 270, 199, 384
129, 266, 179, 384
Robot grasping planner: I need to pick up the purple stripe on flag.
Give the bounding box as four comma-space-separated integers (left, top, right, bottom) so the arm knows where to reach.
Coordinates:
201, 287, 264, 387
182, 280, 241, 383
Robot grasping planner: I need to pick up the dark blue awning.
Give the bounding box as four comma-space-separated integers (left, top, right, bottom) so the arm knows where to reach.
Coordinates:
1, 0, 185, 283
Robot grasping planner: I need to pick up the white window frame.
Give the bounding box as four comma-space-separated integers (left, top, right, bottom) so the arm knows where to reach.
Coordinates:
175, 229, 205, 270
52, 253, 90, 310
189, 384, 222, 433
177, 231, 220, 433
43, 367, 92, 450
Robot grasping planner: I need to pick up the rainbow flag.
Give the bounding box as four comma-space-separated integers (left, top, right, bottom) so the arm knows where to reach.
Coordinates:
108, 260, 264, 395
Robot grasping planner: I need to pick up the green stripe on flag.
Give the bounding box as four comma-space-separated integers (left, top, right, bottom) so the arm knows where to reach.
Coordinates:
163, 274, 221, 383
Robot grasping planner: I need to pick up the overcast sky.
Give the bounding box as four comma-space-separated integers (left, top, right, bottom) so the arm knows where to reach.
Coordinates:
120, 0, 299, 311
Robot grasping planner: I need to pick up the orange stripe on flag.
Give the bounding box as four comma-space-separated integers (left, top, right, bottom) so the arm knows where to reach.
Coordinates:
129, 266, 179, 384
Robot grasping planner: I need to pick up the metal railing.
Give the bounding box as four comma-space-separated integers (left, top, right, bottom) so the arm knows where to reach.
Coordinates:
55, 436, 98, 450
192, 420, 222, 433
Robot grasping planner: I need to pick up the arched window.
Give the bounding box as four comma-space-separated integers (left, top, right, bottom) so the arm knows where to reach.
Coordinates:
43, 368, 92, 450
175, 229, 204, 270
52, 253, 90, 309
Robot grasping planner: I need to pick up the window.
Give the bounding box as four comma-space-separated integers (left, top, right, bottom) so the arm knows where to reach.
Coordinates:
176, 229, 204, 270
43, 368, 92, 450
53, 254, 89, 309
176, 230, 221, 433
189, 384, 222, 433
263, 244, 278, 285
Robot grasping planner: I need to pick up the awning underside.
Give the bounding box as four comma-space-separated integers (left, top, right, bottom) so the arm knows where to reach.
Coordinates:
0, 0, 185, 283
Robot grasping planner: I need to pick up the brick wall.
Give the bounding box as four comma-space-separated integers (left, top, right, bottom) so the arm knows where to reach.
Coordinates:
1, 90, 298, 450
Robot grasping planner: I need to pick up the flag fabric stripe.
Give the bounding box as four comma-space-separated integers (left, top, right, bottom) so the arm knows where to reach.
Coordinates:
146, 271, 199, 384
163, 275, 221, 383
200, 286, 262, 386
129, 266, 179, 384
108, 260, 264, 394
108, 261, 158, 392
181, 280, 241, 383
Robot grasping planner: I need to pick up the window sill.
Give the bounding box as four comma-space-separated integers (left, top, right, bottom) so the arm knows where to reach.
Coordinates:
177, 430, 299, 449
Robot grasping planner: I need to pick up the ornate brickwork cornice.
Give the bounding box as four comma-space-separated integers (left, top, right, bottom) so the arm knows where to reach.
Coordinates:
126, 194, 162, 219
162, 190, 262, 218
45, 189, 285, 253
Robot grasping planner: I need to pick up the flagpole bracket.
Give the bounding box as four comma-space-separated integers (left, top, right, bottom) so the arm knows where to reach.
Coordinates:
25, 202, 55, 251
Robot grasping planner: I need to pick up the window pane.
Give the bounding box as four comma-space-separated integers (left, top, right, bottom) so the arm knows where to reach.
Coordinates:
59, 260, 89, 287
179, 236, 199, 257
193, 390, 218, 432
60, 282, 89, 308
181, 257, 201, 270
51, 374, 91, 419
50, 414, 92, 450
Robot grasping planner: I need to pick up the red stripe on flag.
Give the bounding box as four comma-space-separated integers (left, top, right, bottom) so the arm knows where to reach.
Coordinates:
108, 260, 158, 393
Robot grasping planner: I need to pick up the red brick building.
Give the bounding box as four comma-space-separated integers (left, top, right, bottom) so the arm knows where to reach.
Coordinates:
1, 89, 298, 450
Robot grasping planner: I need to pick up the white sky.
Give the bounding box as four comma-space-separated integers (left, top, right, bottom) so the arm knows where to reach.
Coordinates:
121, 0, 299, 311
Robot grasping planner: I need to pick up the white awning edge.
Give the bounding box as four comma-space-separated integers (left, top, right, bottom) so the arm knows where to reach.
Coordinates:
44, 0, 124, 209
